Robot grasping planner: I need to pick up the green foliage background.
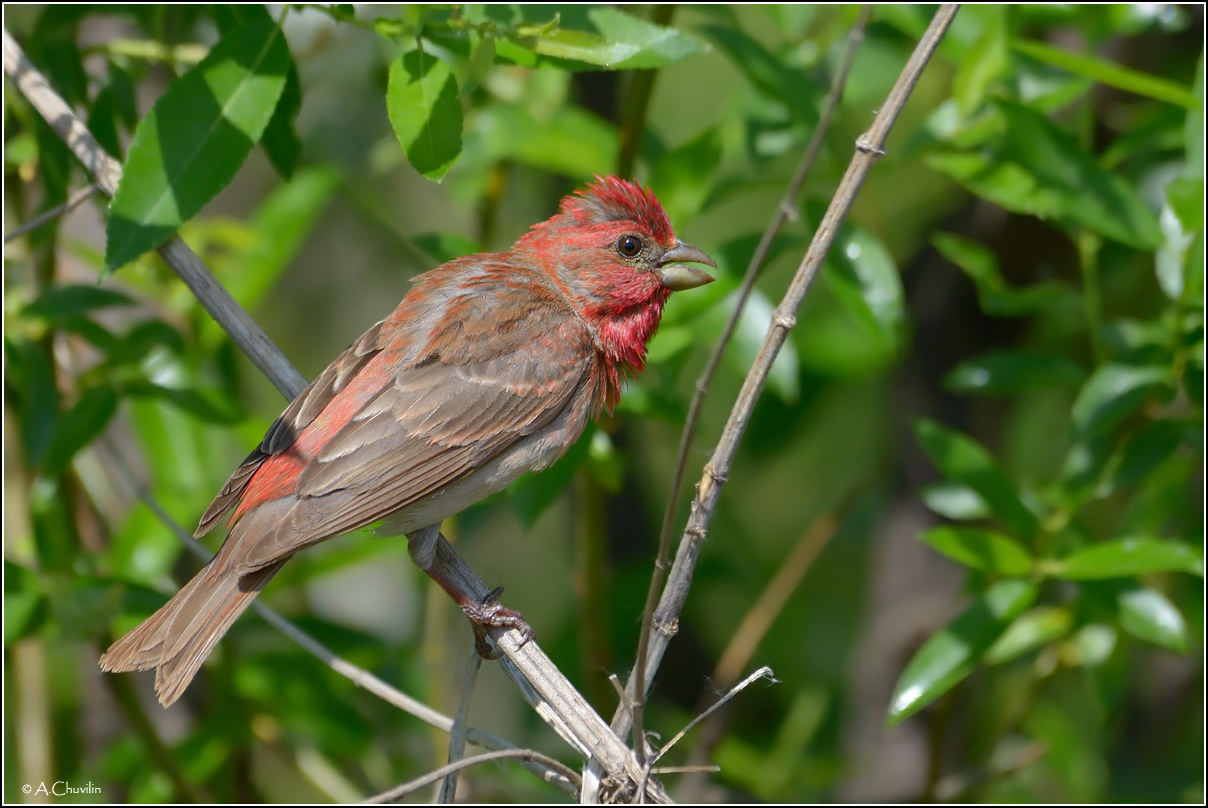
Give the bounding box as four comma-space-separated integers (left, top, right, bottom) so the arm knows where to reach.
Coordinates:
4, 4, 1203, 803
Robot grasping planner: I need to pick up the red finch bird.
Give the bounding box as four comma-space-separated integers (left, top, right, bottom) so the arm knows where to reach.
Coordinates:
100, 176, 715, 706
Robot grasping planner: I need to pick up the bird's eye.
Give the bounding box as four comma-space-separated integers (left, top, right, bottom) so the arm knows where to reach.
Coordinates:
616, 235, 643, 258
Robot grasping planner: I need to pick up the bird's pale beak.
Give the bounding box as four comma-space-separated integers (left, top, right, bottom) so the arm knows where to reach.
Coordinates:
657, 241, 716, 291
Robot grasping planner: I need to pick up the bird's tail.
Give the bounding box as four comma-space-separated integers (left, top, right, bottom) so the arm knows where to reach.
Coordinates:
99, 554, 285, 707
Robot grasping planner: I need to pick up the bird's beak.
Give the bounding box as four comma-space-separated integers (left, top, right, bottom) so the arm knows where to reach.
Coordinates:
657, 241, 716, 291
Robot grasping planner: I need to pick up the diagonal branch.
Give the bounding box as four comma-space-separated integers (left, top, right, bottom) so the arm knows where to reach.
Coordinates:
611, 2, 963, 748
628, 6, 875, 761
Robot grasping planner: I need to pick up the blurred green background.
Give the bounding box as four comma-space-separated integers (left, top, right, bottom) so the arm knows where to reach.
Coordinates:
4, 4, 1203, 803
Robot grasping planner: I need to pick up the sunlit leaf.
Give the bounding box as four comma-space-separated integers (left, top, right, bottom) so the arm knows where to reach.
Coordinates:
996, 99, 1163, 249
914, 419, 1040, 539
1013, 40, 1201, 109
920, 526, 1033, 576
1071, 360, 1170, 437
985, 606, 1072, 665
106, 18, 290, 270
1116, 584, 1189, 652
921, 482, 990, 520
1047, 538, 1203, 579
888, 579, 1037, 725
387, 48, 463, 182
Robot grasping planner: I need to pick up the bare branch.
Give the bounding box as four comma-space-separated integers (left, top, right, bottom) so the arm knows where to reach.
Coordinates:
366, 749, 584, 804
628, 4, 874, 758
3, 183, 100, 243
612, 2, 962, 750
438, 644, 484, 803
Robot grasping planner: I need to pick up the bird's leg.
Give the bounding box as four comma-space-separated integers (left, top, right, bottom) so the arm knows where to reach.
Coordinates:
407, 524, 534, 659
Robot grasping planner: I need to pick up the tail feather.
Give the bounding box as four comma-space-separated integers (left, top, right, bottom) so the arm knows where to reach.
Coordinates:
100, 558, 285, 707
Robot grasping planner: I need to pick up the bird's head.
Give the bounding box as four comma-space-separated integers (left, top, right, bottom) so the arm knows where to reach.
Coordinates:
515, 176, 715, 371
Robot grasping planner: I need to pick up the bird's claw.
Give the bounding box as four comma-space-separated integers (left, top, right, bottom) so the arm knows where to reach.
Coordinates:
462, 586, 534, 659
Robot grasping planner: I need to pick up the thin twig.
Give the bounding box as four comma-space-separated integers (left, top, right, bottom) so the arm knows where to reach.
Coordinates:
365, 749, 584, 804
613, 3, 961, 751
652, 667, 776, 769
635, 667, 776, 802
5, 26, 653, 798
627, 5, 875, 761
632, 666, 773, 797
3, 182, 100, 243
438, 643, 483, 803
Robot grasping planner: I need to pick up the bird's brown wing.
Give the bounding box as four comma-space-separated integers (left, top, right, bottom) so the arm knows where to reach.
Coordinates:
292, 342, 594, 538
195, 320, 387, 536
218, 277, 600, 572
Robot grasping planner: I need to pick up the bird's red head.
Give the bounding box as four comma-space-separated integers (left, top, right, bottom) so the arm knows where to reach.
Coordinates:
514, 177, 715, 386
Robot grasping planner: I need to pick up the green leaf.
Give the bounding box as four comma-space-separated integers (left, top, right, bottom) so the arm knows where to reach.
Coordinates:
995, 99, 1163, 249
1070, 623, 1117, 668
826, 225, 906, 352
920, 526, 1033, 576
1110, 419, 1185, 490
106, 18, 291, 270
952, 5, 1007, 114
1047, 538, 1203, 579
107, 320, 187, 366
218, 0, 302, 179
931, 232, 1081, 318
42, 387, 119, 476
23, 284, 134, 321
985, 606, 1073, 665
1071, 360, 1169, 437
1116, 584, 1189, 652
945, 349, 1086, 395
122, 381, 242, 424
1013, 40, 1202, 110
921, 482, 991, 520
569, 6, 706, 69
712, 288, 800, 403
927, 152, 1067, 229
261, 58, 302, 180
4, 335, 60, 467
387, 48, 463, 182
1167, 177, 1204, 232
461, 34, 496, 96
496, 7, 707, 71
914, 419, 1041, 539
4, 562, 49, 644
888, 579, 1037, 725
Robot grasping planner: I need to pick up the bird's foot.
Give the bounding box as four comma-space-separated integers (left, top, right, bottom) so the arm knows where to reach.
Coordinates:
462, 586, 534, 659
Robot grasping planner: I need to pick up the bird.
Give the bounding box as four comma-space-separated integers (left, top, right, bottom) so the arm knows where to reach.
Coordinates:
100, 175, 716, 706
